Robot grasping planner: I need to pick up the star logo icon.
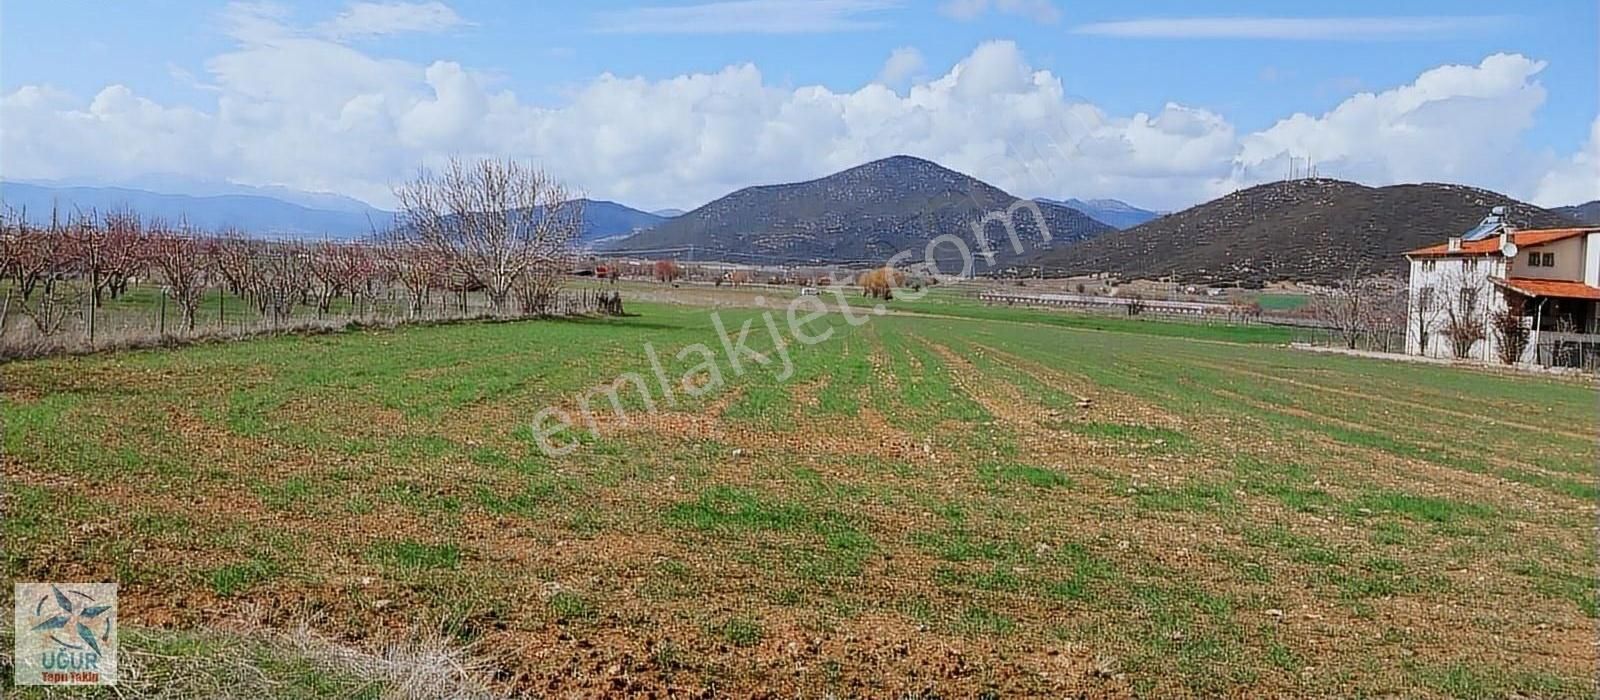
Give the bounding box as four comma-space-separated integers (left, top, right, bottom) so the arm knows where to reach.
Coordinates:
29, 585, 114, 655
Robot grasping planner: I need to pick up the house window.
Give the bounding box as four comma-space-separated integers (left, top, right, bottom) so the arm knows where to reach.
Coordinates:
1542, 252, 1556, 267
1421, 259, 1436, 273
1527, 251, 1542, 267
1464, 257, 1479, 273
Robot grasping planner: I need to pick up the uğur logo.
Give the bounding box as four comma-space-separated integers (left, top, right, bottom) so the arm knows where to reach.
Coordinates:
13, 583, 118, 686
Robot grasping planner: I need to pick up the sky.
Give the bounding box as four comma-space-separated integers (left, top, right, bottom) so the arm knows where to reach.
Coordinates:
2, 1, 1597, 212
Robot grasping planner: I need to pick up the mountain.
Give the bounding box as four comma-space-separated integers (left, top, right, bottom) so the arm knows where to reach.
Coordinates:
11, 175, 385, 215
573, 199, 667, 245
0, 183, 664, 245
603, 156, 1113, 266
651, 208, 687, 218
1554, 200, 1600, 226
1026, 178, 1579, 284
0, 182, 393, 238
1040, 197, 1160, 230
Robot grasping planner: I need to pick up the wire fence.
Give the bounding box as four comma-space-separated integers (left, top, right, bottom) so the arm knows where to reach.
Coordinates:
0, 282, 624, 361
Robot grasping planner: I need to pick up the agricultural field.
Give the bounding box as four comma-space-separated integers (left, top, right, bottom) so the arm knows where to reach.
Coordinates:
2, 298, 1596, 697
1253, 292, 1313, 313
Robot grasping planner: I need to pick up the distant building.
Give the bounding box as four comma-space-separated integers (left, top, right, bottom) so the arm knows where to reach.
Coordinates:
1403, 208, 1600, 368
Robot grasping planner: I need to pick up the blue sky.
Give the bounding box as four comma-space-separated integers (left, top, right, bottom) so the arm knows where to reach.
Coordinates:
3, 1, 1597, 211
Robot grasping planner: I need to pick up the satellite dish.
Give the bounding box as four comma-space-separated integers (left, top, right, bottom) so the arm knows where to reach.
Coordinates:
1500, 241, 1519, 258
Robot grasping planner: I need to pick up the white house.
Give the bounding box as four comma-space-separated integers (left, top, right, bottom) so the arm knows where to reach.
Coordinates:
1404, 208, 1600, 368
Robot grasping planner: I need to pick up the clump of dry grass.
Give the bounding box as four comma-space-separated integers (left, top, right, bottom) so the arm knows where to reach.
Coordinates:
278, 622, 495, 700
0, 618, 497, 699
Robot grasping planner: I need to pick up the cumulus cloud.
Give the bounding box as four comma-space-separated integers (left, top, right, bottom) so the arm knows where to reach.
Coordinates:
1533, 117, 1600, 206
0, 7, 1584, 213
876, 47, 925, 88
317, 1, 470, 39
940, 0, 1060, 24
1235, 53, 1548, 192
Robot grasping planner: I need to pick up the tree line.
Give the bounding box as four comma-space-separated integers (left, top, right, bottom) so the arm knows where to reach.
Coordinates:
0, 157, 585, 341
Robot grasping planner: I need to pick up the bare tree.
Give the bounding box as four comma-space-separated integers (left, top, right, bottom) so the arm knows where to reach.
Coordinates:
69, 207, 147, 307
308, 242, 349, 315
859, 266, 904, 300
4, 205, 72, 301
1311, 267, 1387, 350
252, 243, 312, 323
147, 221, 210, 332
1408, 284, 1444, 356
375, 227, 446, 318
209, 231, 258, 301
0, 207, 28, 298
653, 259, 681, 283
96, 208, 148, 303
394, 157, 582, 314
1437, 264, 1487, 360
9, 206, 81, 335
1490, 294, 1531, 365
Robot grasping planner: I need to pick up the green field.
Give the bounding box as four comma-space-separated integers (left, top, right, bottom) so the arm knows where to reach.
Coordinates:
1254, 292, 1312, 312
3, 298, 1595, 697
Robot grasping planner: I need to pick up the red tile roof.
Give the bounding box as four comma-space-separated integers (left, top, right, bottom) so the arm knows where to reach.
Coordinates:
1492, 277, 1600, 300
1405, 227, 1599, 257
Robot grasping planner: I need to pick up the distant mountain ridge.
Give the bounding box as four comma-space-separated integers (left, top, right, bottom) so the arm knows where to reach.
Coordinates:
1555, 200, 1600, 225
12, 175, 385, 215
1039, 198, 1160, 230
0, 182, 393, 238
604, 155, 1113, 266
0, 183, 667, 245
1027, 178, 1579, 283
571, 200, 667, 245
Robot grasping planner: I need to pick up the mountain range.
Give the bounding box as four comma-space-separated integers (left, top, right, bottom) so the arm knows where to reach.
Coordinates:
0, 182, 395, 238
6, 165, 1595, 283
0, 182, 666, 246
601, 155, 1112, 267
1039, 198, 1161, 230
1028, 178, 1581, 284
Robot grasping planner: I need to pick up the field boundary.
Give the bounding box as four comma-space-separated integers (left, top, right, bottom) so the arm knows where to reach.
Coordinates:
1290, 342, 1598, 382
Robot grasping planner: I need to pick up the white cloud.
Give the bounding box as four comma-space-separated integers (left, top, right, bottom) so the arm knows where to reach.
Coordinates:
1072, 16, 1504, 40
595, 0, 902, 35
1533, 117, 1600, 206
876, 47, 925, 88
0, 8, 1584, 214
318, 1, 469, 39
940, 0, 1060, 24
1234, 53, 1548, 192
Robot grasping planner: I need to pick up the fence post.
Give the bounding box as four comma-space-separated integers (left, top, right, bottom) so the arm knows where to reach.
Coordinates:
159, 289, 167, 336
86, 288, 95, 344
